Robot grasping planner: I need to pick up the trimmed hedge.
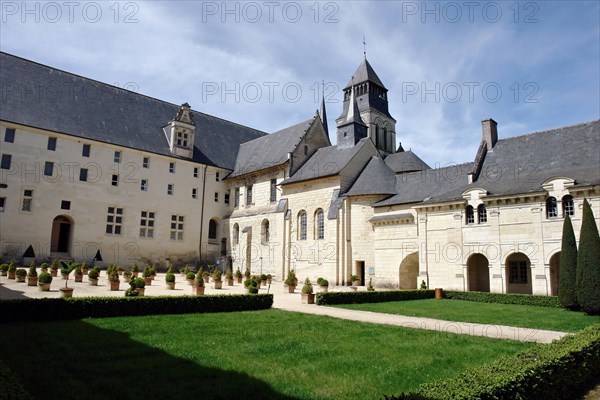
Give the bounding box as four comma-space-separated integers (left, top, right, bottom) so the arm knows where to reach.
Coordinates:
0, 359, 33, 400
0, 294, 273, 323
444, 290, 561, 308
315, 290, 435, 305
385, 324, 600, 400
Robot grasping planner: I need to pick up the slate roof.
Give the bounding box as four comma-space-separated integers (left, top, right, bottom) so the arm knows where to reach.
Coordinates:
384, 150, 431, 174
0, 52, 265, 170
368, 213, 414, 223
227, 118, 316, 178
344, 58, 386, 89
346, 156, 397, 196
281, 138, 370, 185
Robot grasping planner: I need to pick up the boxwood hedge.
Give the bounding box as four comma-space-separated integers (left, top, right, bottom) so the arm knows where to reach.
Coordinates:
444, 290, 561, 308
385, 324, 600, 400
0, 359, 32, 400
315, 290, 435, 305
0, 294, 273, 323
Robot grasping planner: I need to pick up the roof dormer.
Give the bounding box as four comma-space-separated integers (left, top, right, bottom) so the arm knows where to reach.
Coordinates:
168, 102, 196, 159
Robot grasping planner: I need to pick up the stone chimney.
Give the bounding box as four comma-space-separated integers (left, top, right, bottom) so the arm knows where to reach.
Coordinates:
481, 118, 498, 151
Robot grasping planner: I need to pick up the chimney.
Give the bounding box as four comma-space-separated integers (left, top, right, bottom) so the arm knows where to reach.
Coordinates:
481, 118, 498, 151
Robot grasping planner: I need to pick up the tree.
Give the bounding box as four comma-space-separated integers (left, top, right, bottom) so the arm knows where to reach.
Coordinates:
576, 199, 600, 315
558, 215, 578, 309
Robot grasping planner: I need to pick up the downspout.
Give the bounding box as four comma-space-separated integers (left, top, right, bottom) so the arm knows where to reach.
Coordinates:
198, 165, 208, 263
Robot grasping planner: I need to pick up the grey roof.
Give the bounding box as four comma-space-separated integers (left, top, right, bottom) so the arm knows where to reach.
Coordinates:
385, 150, 431, 174
368, 213, 414, 223
346, 156, 397, 196
327, 189, 344, 219
228, 118, 316, 178
344, 58, 386, 89
281, 138, 369, 185
0, 52, 265, 169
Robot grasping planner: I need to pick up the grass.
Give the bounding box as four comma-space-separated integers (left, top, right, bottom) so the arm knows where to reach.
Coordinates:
0, 309, 531, 400
332, 299, 600, 332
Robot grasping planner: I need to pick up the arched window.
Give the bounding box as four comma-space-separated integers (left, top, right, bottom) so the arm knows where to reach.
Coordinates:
233, 223, 239, 245
562, 195, 574, 217
465, 205, 475, 225
546, 197, 558, 218
315, 209, 324, 239
477, 204, 487, 224
208, 219, 218, 240
261, 219, 270, 244
298, 211, 307, 240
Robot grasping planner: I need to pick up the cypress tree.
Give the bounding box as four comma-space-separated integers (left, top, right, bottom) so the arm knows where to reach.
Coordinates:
558, 215, 578, 309
576, 199, 600, 315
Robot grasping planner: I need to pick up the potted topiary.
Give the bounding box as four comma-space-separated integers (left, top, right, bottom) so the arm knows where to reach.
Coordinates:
225, 268, 234, 286
15, 268, 27, 282
202, 270, 210, 283
38, 271, 52, 291
61, 261, 74, 280
130, 277, 146, 296
80, 261, 88, 275
301, 277, 315, 304
40, 263, 49, 273
27, 263, 38, 286
142, 265, 153, 285
122, 269, 132, 283
88, 268, 100, 286
212, 269, 223, 289
7, 261, 16, 279
73, 265, 83, 282
193, 273, 205, 295
180, 265, 190, 277
165, 272, 176, 289
234, 269, 243, 284
284, 270, 297, 293
186, 272, 195, 285
317, 277, 329, 293
247, 278, 259, 294
244, 267, 251, 280
267, 274, 273, 284
59, 263, 74, 298
108, 270, 120, 291
49, 259, 59, 277
260, 274, 268, 287
150, 265, 157, 279
351, 274, 360, 287
131, 263, 139, 278
0, 263, 9, 276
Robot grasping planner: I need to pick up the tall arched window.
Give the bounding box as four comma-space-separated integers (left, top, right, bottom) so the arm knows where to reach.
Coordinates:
546, 197, 558, 218
477, 204, 487, 224
298, 211, 307, 240
233, 223, 239, 245
208, 219, 218, 240
465, 205, 475, 225
261, 219, 270, 244
562, 195, 574, 217
315, 209, 324, 239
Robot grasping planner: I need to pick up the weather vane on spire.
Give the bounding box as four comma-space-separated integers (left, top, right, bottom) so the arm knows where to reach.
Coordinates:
363, 34, 367, 59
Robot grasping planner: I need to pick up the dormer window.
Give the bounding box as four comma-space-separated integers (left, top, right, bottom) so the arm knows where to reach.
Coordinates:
546, 197, 558, 218
176, 130, 189, 148
168, 103, 196, 159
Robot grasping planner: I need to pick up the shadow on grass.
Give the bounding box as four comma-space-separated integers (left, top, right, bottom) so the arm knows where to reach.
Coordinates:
0, 319, 300, 400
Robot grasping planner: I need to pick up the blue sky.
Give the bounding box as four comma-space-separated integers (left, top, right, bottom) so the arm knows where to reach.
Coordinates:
1, 1, 598, 165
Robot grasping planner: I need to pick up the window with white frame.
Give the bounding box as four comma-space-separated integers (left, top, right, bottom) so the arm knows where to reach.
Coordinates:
546, 197, 558, 218
143, 157, 150, 168
562, 195, 574, 217
315, 209, 324, 239
114, 151, 121, 163
167, 184, 174, 195
140, 179, 148, 191
169, 162, 175, 173
139, 211, 155, 238
106, 207, 123, 235
465, 205, 475, 224
192, 188, 198, 199
298, 211, 307, 240
170, 215, 184, 240
477, 204, 487, 224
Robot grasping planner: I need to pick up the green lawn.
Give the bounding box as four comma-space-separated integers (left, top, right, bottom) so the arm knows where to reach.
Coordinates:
332, 299, 600, 332
0, 309, 531, 400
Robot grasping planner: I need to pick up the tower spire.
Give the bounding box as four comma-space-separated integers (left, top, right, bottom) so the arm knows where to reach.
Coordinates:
319, 80, 329, 135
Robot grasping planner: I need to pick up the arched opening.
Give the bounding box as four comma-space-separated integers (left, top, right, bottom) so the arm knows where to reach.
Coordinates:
51, 215, 72, 255
232, 223, 239, 245
315, 209, 324, 239
465, 205, 475, 224
467, 253, 489, 292
549, 252, 561, 296
298, 211, 307, 240
477, 204, 487, 224
399, 252, 419, 289
208, 218, 219, 241
546, 197, 558, 218
562, 195, 574, 217
506, 253, 532, 294
261, 219, 270, 244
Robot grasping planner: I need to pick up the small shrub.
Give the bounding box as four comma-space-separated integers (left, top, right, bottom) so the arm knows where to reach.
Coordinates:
350, 274, 359, 283
28, 263, 37, 277
0, 264, 9, 272
284, 270, 297, 286
131, 277, 145, 289
125, 288, 139, 297
8, 262, 16, 273
92, 265, 101, 273
225, 268, 233, 280
88, 270, 99, 280
212, 270, 222, 281
194, 274, 205, 287
234, 269, 242, 278
74, 265, 83, 276
316, 290, 435, 305
301, 278, 313, 294
131, 263, 139, 273
50, 259, 59, 270
260, 274, 267, 281
38, 272, 52, 284
142, 265, 152, 278
186, 272, 196, 280
15, 268, 27, 277
244, 267, 251, 278
420, 280, 427, 289
444, 291, 562, 308
165, 272, 176, 283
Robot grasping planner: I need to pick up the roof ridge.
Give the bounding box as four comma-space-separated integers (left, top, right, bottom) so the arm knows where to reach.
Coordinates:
497, 119, 600, 142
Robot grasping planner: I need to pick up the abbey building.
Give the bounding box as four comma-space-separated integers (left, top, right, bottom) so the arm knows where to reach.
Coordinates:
1, 52, 598, 295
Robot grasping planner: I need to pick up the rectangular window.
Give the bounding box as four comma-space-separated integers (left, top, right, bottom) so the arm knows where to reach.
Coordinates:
139, 210, 155, 238
215, 172, 220, 182
44, 161, 54, 176
143, 157, 150, 168
270, 179, 277, 202
141, 179, 148, 191
4, 128, 15, 143
193, 167, 199, 178
214, 192, 219, 202
114, 151, 121, 163
61, 200, 71, 210
192, 188, 198, 199
509, 261, 528, 284
1, 154, 12, 170
82, 144, 90, 157
170, 215, 184, 241
176, 131, 189, 148
246, 185, 253, 205
167, 184, 174, 195
22, 190, 33, 212
47, 137, 57, 151
79, 168, 88, 182
106, 207, 123, 235
169, 162, 175, 173
0, 197, 5, 212
224, 193, 230, 205
234, 187, 240, 207
111, 174, 119, 186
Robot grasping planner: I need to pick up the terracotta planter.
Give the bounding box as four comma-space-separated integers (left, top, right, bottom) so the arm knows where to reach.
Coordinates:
301, 293, 315, 304
203, 276, 210, 283
16, 275, 26, 282
144, 277, 152, 285
82, 268, 88, 275
166, 282, 176, 290
236, 276, 242, 284
38, 283, 50, 291
287, 285, 296, 293
227, 278, 234, 286
319, 285, 329, 293
1, 271, 7, 276
136, 287, 145, 296
214, 280, 223, 289
8, 271, 15, 279
75, 275, 83, 283
88, 278, 98, 286
435, 288, 444, 299
27, 276, 38, 286
50, 269, 58, 277
60, 287, 74, 298
109, 281, 120, 291
261, 280, 267, 287
193, 286, 205, 295
187, 279, 194, 286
